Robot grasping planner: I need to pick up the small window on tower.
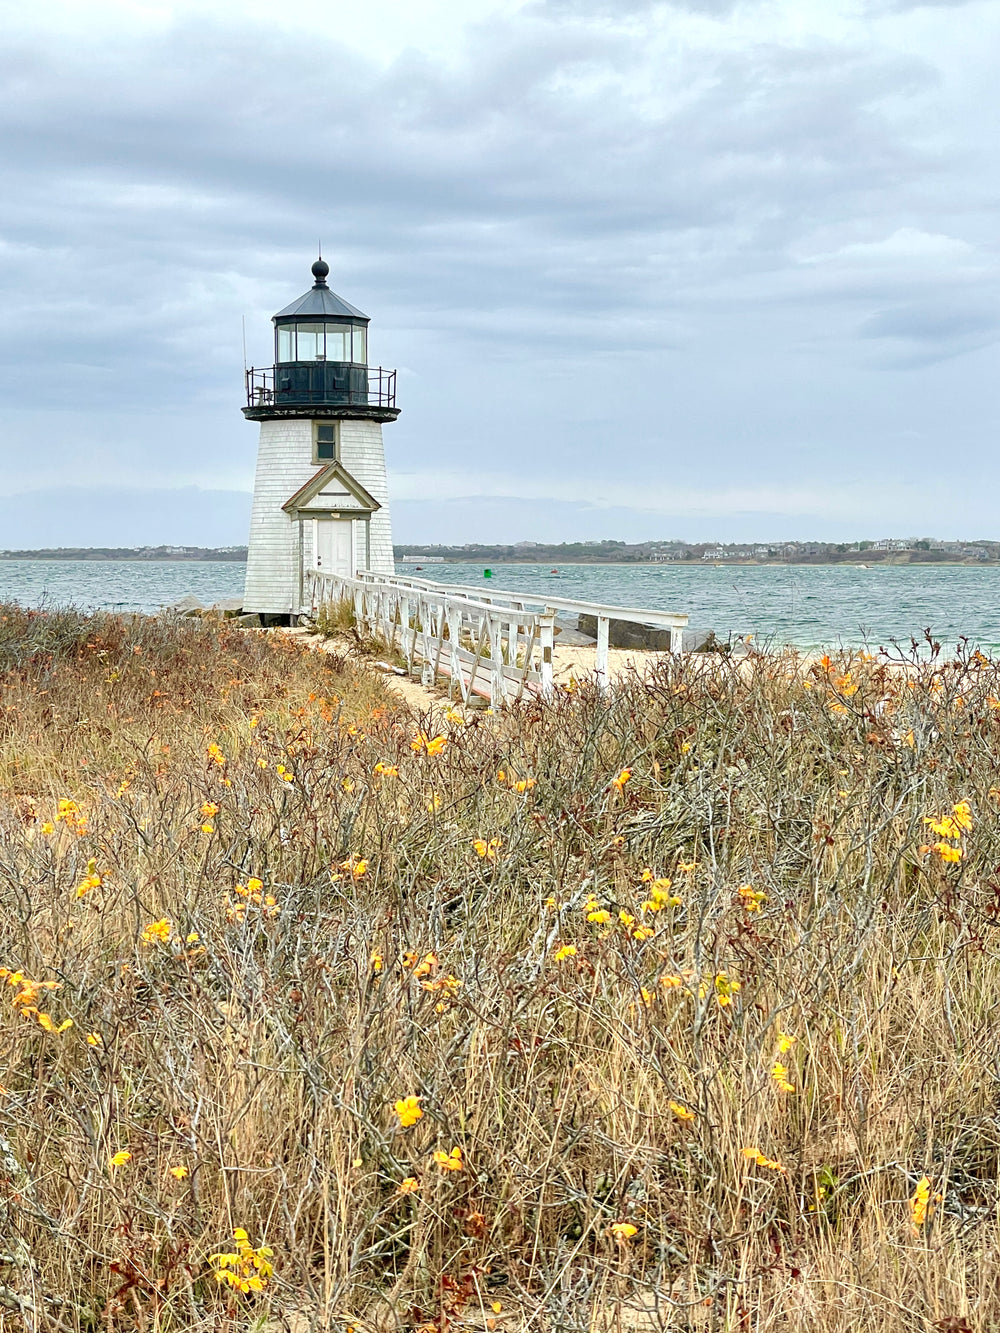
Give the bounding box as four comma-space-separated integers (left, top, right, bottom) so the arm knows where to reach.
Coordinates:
315, 423, 338, 462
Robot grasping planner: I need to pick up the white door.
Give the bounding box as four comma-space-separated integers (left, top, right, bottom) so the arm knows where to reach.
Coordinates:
315, 519, 354, 576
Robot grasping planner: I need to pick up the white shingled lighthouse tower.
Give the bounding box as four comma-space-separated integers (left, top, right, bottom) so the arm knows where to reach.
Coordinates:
242, 257, 399, 620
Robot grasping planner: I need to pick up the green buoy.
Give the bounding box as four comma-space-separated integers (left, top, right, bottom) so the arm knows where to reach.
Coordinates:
484, 568, 492, 578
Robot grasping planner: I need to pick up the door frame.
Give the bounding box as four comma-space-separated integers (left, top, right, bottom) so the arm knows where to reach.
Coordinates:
313, 515, 356, 578
294, 513, 372, 614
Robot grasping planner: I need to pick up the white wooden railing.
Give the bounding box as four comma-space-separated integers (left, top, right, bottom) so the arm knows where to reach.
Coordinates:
306, 569, 556, 707
306, 567, 690, 699
353, 569, 689, 690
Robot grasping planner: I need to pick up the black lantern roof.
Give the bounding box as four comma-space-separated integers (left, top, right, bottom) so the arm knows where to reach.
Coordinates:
272, 258, 369, 323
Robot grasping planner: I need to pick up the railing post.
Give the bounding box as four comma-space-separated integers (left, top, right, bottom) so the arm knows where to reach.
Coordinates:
489, 613, 504, 708
540, 610, 555, 698
596, 616, 610, 691
387, 588, 399, 654
420, 595, 434, 688
402, 597, 413, 671
447, 607, 462, 699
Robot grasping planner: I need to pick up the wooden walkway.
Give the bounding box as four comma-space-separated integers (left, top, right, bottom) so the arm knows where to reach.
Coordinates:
305, 568, 689, 703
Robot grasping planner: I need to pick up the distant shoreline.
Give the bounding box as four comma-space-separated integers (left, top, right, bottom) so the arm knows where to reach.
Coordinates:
0, 551, 994, 568
397, 557, 998, 569
0, 549, 247, 562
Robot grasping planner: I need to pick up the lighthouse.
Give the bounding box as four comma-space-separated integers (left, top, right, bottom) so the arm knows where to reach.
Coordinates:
242, 257, 399, 620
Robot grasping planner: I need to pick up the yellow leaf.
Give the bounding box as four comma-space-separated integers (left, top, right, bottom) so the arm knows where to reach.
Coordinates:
394, 1096, 424, 1128
432, 1146, 463, 1171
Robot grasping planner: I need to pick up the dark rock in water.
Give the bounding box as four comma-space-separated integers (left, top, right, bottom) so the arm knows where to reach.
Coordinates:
209, 598, 245, 618
680, 629, 751, 655
683, 628, 724, 653
727, 638, 755, 657
554, 627, 598, 646
537, 614, 597, 644
577, 615, 733, 653
577, 614, 675, 650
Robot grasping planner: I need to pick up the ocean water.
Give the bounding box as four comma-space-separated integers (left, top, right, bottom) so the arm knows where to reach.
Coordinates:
0, 557, 997, 652
398, 560, 1000, 653
0, 560, 247, 615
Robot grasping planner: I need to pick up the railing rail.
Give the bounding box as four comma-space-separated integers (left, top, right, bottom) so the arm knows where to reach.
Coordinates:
305, 569, 556, 708
353, 569, 689, 689
246, 364, 397, 409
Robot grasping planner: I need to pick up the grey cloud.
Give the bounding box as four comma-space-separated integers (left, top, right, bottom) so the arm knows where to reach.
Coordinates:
0, 1, 996, 543
857, 301, 1000, 366
860, 303, 999, 343
867, 0, 979, 10
0, 22, 939, 340
536, 0, 744, 14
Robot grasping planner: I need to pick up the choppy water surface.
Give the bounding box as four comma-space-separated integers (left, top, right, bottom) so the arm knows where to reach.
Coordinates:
398, 561, 1000, 653
0, 560, 246, 615
0, 558, 998, 651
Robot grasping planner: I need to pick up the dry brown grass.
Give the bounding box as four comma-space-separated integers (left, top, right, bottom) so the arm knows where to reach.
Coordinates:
1, 615, 1000, 1332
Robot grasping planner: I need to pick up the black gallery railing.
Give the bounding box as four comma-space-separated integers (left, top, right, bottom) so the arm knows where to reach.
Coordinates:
245, 364, 397, 409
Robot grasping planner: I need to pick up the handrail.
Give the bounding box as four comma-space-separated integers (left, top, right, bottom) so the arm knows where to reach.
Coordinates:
359, 569, 688, 630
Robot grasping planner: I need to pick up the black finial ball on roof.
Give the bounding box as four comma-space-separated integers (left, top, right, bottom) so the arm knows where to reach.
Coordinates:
311, 257, 330, 285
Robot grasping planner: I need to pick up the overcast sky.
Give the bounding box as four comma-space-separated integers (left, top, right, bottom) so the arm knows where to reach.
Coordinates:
0, 0, 997, 546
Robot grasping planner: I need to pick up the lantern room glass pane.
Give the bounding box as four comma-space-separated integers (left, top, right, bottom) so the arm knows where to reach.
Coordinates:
325, 325, 350, 361
295, 323, 324, 361
277, 327, 294, 362
352, 326, 367, 364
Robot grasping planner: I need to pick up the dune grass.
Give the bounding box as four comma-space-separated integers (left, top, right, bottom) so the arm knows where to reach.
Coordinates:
1, 612, 999, 1331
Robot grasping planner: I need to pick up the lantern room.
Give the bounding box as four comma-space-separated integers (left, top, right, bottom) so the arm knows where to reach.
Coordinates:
245, 257, 396, 410
274, 258, 368, 365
